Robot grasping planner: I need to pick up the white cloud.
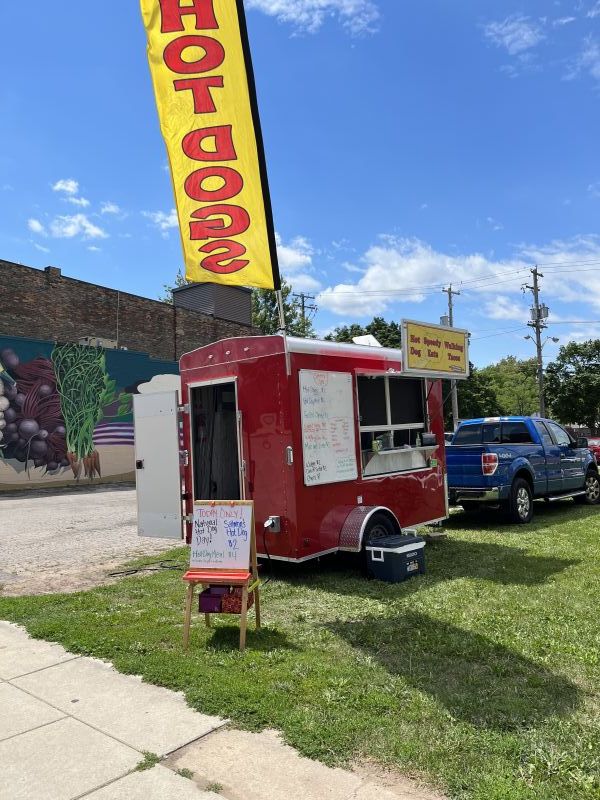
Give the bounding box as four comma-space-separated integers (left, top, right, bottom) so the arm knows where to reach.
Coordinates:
290, 273, 323, 292
142, 208, 178, 236
343, 262, 365, 274
49, 214, 108, 240
553, 16, 576, 26
484, 15, 545, 55
100, 201, 120, 215
275, 233, 313, 272
589, 182, 600, 197
317, 234, 600, 317
87, 246, 101, 252
487, 216, 504, 231
52, 178, 79, 195
245, 0, 379, 34
588, 2, 600, 19
33, 243, 50, 254
1, 183, 13, 191
66, 196, 90, 207
275, 233, 321, 291
484, 295, 529, 321
28, 218, 46, 235
566, 36, 600, 83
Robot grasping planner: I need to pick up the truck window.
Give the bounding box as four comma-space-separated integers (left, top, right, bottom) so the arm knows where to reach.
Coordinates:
533, 420, 554, 447
482, 422, 501, 443
546, 421, 572, 447
501, 422, 533, 444
452, 424, 482, 445
357, 374, 426, 476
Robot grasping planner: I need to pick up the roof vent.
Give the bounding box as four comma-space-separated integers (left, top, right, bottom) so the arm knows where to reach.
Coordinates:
172, 283, 252, 325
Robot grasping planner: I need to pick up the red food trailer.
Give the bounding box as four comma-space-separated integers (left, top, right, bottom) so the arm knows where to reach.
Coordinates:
134, 334, 449, 561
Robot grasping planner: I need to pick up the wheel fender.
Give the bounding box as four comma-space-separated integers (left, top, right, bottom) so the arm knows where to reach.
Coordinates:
338, 506, 401, 553
508, 458, 535, 488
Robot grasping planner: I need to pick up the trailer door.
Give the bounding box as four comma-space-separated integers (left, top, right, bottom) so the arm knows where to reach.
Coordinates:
133, 390, 183, 539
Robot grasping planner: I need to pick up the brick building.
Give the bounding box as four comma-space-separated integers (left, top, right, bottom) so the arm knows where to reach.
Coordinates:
0, 259, 254, 360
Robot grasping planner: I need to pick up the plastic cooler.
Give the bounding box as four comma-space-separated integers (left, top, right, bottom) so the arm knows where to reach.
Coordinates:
365, 534, 426, 582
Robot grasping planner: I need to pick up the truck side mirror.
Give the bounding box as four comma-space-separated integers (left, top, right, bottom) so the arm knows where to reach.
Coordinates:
576, 436, 589, 449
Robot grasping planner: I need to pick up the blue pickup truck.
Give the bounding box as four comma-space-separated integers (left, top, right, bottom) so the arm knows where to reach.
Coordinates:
447, 416, 600, 523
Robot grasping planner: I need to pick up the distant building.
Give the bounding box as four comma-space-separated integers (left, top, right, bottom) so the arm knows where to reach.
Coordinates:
0, 259, 255, 491
0, 260, 254, 360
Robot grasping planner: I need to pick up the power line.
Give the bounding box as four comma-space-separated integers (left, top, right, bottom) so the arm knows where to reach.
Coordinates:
318, 270, 531, 297
471, 325, 529, 341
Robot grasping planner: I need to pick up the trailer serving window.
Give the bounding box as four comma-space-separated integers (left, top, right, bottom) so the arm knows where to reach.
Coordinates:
357, 375, 426, 476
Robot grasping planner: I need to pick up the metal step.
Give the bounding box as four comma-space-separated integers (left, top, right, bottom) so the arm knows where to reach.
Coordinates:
546, 490, 586, 502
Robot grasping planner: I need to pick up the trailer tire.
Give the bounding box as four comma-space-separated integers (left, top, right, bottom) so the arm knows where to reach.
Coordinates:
575, 470, 600, 505
361, 512, 400, 577
506, 478, 533, 524
362, 512, 399, 547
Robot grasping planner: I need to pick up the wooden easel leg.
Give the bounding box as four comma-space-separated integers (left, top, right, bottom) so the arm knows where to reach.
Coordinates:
239, 585, 249, 652
254, 587, 261, 630
201, 583, 211, 627
183, 583, 194, 651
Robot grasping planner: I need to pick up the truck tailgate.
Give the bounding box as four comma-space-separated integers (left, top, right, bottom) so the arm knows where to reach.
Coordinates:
446, 445, 486, 487
446, 445, 513, 489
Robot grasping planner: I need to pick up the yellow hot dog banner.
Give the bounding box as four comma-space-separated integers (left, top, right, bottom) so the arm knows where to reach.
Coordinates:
401, 320, 470, 379
140, 0, 280, 289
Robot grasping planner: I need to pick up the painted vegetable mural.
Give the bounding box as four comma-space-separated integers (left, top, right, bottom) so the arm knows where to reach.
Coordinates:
52, 344, 130, 479
0, 344, 132, 480
0, 350, 68, 472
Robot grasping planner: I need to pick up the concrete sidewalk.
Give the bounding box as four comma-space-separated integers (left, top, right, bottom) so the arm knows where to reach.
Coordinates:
0, 621, 443, 800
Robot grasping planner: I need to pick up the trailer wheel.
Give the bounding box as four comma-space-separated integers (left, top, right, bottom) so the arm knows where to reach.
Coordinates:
575, 470, 600, 505
506, 478, 533, 524
361, 512, 399, 577
362, 512, 398, 547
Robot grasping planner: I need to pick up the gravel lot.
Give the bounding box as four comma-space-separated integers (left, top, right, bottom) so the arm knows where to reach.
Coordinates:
0, 486, 177, 596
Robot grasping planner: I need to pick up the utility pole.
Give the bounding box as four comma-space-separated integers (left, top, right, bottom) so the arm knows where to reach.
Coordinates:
442, 285, 461, 430
292, 292, 317, 331
524, 267, 549, 417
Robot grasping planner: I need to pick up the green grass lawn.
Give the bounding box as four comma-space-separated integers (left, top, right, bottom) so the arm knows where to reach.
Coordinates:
1, 502, 599, 800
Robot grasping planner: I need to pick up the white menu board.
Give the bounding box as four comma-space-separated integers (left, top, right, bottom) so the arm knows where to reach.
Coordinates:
299, 370, 358, 486
191, 502, 253, 570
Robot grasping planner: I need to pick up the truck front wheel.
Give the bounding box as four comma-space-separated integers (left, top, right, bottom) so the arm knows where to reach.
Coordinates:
575, 471, 600, 505
506, 478, 533, 524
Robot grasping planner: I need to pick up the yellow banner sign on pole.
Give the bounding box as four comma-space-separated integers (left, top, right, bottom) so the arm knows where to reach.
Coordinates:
401, 320, 470, 379
140, 0, 280, 289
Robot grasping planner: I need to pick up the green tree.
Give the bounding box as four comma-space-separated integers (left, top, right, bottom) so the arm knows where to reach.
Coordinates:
325, 317, 402, 348
251, 278, 316, 338
158, 268, 189, 303
479, 356, 538, 416
443, 365, 504, 428
545, 340, 600, 432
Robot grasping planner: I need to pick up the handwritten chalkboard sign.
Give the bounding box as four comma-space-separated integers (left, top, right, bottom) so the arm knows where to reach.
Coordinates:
191, 502, 253, 570
299, 370, 358, 487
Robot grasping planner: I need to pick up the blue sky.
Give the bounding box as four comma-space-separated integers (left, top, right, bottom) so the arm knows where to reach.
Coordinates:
1, 0, 600, 366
